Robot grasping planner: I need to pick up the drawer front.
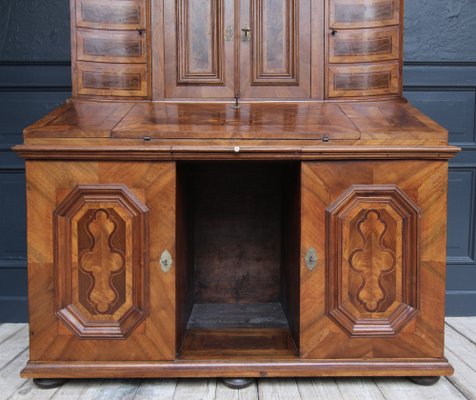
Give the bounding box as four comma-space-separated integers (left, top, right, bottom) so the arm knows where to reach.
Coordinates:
76, 0, 146, 29
77, 62, 148, 97
329, 0, 400, 29
329, 27, 399, 63
77, 29, 147, 63
328, 62, 399, 98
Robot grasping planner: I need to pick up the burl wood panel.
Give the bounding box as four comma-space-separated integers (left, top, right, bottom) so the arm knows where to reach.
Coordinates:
326, 185, 420, 336
54, 185, 149, 339
77, 62, 148, 98
240, 0, 311, 98
164, 0, 234, 98
329, 0, 400, 29
300, 161, 448, 359
76, 28, 147, 63
112, 102, 361, 140
26, 161, 176, 361
329, 26, 399, 63
76, 0, 147, 30
328, 62, 399, 98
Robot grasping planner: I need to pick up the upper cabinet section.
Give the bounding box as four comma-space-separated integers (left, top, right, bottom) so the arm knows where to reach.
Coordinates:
70, 0, 403, 101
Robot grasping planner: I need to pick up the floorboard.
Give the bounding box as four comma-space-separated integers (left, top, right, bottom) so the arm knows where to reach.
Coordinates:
1, 318, 475, 399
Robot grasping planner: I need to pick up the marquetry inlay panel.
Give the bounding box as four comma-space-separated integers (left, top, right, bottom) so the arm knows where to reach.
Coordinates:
54, 185, 149, 339
329, 26, 399, 63
328, 62, 399, 98
329, 0, 400, 29
76, 0, 146, 30
326, 185, 420, 336
77, 29, 147, 63
77, 62, 148, 97
251, 0, 299, 85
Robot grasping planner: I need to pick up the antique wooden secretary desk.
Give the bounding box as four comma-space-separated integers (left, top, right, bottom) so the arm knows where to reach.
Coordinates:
15, 0, 460, 389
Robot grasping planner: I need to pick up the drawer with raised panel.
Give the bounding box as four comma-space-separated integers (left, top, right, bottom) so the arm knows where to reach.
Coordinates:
77, 62, 148, 98
329, 26, 399, 63
328, 62, 399, 98
76, 0, 146, 30
77, 29, 147, 63
329, 0, 400, 29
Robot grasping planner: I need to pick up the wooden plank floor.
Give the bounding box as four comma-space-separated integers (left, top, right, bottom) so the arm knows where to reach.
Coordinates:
1, 318, 475, 399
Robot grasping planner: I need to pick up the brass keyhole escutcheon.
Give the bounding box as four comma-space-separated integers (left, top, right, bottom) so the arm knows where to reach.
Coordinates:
241, 26, 251, 41
224, 25, 234, 42
305, 248, 318, 271
160, 250, 173, 273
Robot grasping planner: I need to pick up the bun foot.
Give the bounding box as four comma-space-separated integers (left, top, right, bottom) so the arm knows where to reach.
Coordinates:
408, 376, 441, 386
33, 378, 67, 389
222, 378, 254, 389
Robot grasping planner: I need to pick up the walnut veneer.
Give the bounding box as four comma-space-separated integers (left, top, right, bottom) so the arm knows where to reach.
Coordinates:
15, 0, 459, 386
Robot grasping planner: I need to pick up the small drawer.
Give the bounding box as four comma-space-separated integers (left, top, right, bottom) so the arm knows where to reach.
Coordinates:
329, 0, 400, 29
77, 62, 148, 97
77, 29, 147, 63
76, 0, 146, 30
328, 62, 399, 98
329, 27, 399, 63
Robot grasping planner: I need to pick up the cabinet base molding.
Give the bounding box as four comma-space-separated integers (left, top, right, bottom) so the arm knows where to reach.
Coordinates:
22, 359, 453, 379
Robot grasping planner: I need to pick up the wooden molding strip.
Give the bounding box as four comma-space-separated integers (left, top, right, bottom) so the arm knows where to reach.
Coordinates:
21, 358, 453, 379
13, 145, 460, 161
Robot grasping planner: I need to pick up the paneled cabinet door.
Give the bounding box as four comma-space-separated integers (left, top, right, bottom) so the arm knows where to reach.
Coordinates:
300, 161, 448, 359
26, 161, 176, 362
239, 0, 311, 98
164, 0, 235, 99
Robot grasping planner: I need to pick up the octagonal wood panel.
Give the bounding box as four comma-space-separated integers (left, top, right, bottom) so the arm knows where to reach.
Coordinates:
54, 184, 149, 339
326, 185, 421, 336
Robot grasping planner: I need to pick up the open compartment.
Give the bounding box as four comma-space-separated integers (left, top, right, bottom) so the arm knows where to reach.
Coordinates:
176, 162, 301, 359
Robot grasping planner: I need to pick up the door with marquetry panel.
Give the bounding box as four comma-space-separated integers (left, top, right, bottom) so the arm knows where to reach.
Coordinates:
26, 161, 176, 361
300, 161, 448, 359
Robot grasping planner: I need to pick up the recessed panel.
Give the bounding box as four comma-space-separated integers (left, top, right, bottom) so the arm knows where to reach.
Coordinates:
177, 0, 224, 84
251, 0, 299, 85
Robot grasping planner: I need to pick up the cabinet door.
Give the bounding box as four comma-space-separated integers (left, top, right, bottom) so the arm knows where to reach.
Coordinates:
26, 161, 176, 361
239, 0, 311, 98
300, 161, 447, 359
164, 0, 235, 99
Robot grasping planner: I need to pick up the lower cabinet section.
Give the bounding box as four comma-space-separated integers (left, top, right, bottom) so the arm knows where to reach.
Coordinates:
23, 159, 452, 376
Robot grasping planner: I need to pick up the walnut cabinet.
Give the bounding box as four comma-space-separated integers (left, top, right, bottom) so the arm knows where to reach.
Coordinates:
15, 0, 458, 387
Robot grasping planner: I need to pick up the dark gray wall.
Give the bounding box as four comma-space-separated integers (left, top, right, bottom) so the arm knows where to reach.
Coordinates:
0, 0, 475, 321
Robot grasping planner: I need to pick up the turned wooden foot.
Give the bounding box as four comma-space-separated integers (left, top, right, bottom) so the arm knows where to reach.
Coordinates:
222, 378, 254, 389
408, 376, 441, 386
33, 378, 67, 389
